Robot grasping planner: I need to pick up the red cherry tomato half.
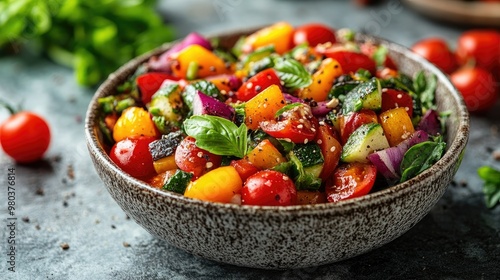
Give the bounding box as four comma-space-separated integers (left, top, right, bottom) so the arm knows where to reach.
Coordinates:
325, 162, 377, 203
110, 136, 157, 179
320, 50, 376, 75
411, 38, 457, 74
456, 30, 500, 72
260, 104, 318, 144
381, 88, 414, 117
315, 124, 342, 181
340, 109, 378, 144
293, 23, 337, 47
136, 72, 181, 104
174, 136, 222, 178
230, 159, 259, 182
236, 68, 282, 102
241, 170, 297, 206
0, 112, 50, 163
450, 67, 498, 113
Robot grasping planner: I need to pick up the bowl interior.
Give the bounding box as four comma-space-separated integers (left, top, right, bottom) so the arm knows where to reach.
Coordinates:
85, 29, 469, 211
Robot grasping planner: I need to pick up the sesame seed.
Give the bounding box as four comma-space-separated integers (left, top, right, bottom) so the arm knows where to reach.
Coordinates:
330, 146, 336, 152
297, 124, 304, 129
197, 152, 203, 158
397, 94, 403, 99
206, 162, 213, 169
283, 176, 289, 181
317, 139, 323, 145
304, 138, 309, 144
246, 82, 253, 89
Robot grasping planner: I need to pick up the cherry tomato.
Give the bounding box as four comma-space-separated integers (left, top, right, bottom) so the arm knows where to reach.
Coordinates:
241, 170, 297, 206
381, 88, 414, 117
260, 104, 318, 144
360, 42, 398, 70
0, 112, 50, 163
136, 72, 180, 104
110, 136, 157, 179
174, 136, 222, 178
450, 67, 498, 112
293, 23, 337, 47
230, 159, 259, 182
325, 162, 377, 203
411, 38, 457, 74
320, 50, 376, 75
235, 68, 282, 101
315, 124, 342, 181
456, 30, 500, 72
339, 109, 378, 144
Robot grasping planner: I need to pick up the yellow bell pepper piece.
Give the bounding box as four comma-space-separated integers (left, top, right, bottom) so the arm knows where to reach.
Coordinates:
243, 22, 294, 55
184, 166, 243, 203
113, 107, 159, 142
379, 107, 415, 147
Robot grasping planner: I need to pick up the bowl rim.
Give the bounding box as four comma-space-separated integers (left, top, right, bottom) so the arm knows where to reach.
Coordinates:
85, 27, 470, 214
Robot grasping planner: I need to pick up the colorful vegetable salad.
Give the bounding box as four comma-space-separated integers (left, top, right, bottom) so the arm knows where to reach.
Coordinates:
98, 22, 447, 206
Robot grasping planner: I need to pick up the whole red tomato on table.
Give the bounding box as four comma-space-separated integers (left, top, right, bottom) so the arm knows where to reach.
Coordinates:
0, 104, 51, 163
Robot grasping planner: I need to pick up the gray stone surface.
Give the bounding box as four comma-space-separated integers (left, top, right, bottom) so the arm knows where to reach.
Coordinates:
0, 0, 499, 279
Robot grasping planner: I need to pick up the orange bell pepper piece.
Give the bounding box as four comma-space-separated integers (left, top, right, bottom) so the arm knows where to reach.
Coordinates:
246, 139, 287, 170
298, 58, 343, 102
379, 107, 415, 146
171, 45, 230, 79
244, 84, 286, 130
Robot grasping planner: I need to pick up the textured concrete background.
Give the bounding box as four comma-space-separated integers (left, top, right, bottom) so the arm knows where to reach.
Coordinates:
0, 0, 499, 279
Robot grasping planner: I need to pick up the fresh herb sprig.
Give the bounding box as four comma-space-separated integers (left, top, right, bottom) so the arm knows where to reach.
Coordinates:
478, 166, 500, 208
400, 136, 446, 182
0, 0, 174, 86
183, 115, 248, 158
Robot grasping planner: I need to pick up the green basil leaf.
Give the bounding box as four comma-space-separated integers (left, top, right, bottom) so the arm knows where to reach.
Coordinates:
273, 57, 312, 90
183, 115, 248, 158
400, 139, 446, 182
478, 166, 500, 184
413, 71, 427, 95
479, 165, 500, 208
372, 45, 388, 67
483, 182, 500, 208
420, 73, 437, 110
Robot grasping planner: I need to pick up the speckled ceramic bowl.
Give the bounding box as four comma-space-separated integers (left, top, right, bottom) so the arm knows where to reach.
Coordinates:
85, 28, 469, 269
